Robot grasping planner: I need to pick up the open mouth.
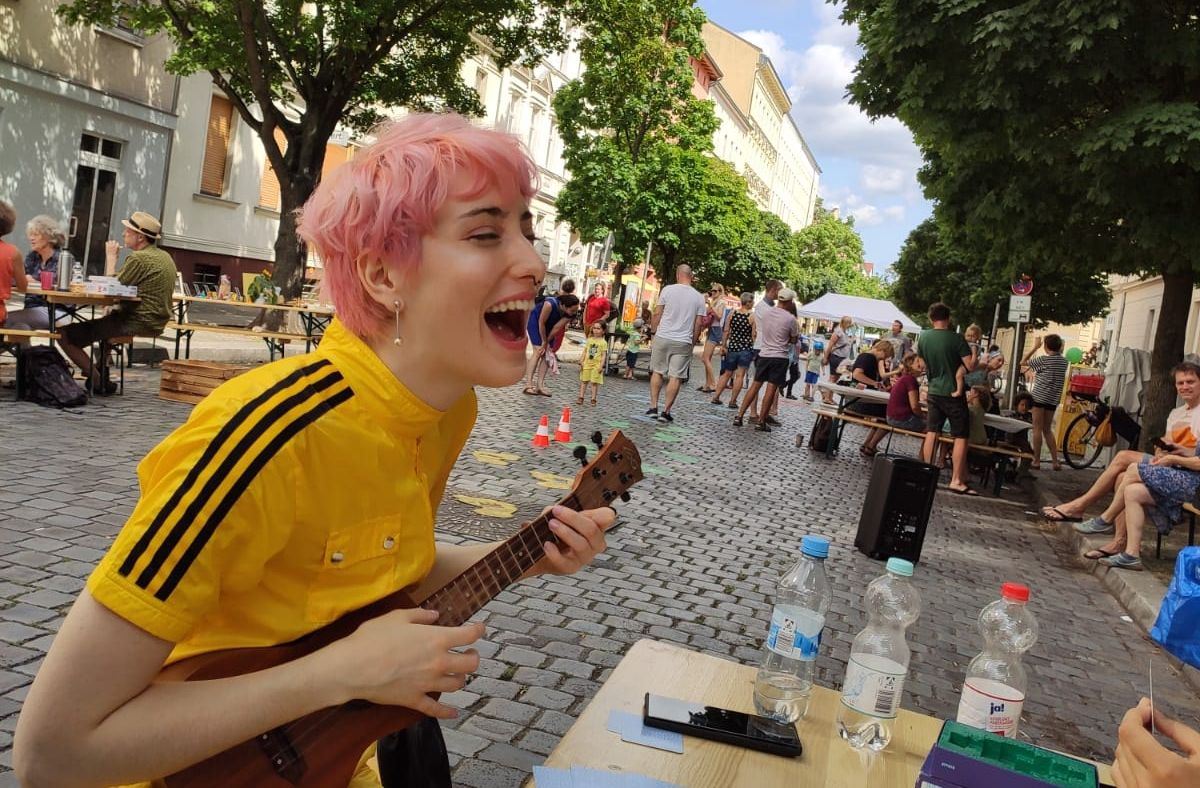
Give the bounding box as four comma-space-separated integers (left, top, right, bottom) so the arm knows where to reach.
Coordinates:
484, 299, 532, 345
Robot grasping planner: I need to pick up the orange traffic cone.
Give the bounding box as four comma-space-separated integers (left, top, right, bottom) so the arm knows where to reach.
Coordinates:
554, 407, 572, 443
532, 415, 551, 447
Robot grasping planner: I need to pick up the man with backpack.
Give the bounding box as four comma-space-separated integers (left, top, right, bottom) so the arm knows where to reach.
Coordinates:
57, 211, 177, 395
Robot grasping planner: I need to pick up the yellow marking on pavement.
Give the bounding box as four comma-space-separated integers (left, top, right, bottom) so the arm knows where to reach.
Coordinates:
472, 450, 521, 467
530, 470, 573, 490
453, 495, 518, 518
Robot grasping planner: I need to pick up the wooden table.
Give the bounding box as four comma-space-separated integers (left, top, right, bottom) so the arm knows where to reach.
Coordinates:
40, 289, 142, 397
535, 639, 1111, 787
172, 295, 334, 352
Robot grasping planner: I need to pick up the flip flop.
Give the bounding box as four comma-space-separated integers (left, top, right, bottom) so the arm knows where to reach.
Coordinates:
1041, 506, 1084, 523
536, 390, 552, 397
1084, 548, 1118, 560
949, 485, 980, 496
522, 388, 538, 396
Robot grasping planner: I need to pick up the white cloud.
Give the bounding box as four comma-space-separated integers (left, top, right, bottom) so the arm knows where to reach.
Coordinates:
820, 189, 889, 227
883, 205, 906, 221
737, 4, 924, 174
861, 165, 906, 194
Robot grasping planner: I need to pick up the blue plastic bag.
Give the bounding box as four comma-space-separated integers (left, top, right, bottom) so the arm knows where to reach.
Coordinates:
1150, 547, 1200, 669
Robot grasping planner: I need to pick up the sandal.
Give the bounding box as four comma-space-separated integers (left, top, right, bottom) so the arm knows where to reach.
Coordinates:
522, 388, 538, 396
948, 485, 980, 496
1041, 506, 1083, 523
590, 397, 598, 406
733, 416, 743, 427
536, 389, 552, 397
860, 446, 877, 458
576, 396, 584, 405
1084, 548, 1118, 560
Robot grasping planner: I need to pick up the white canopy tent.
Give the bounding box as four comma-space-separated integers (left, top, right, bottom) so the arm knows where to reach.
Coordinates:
795, 293, 921, 334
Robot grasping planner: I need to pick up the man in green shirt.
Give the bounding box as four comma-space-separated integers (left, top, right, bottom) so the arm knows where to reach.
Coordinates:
917, 302, 977, 495
59, 211, 177, 394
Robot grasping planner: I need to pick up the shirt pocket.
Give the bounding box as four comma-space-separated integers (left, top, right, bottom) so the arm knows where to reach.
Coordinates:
306, 515, 404, 624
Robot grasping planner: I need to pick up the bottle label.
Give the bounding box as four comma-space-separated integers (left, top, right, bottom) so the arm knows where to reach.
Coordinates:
956, 679, 1024, 737
766, 605, 824, 660
840, 654, 906, 719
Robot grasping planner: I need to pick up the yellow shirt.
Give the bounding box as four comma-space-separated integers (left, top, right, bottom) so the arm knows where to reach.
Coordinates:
580, 337, 608, 372
88, 318, 476, 786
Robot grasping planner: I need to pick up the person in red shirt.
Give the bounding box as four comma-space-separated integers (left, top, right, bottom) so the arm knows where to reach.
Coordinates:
0, 200, 29, 326
583, 282, 612, 332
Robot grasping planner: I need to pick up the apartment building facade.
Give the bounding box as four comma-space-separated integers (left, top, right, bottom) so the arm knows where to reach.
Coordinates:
0, 0, 177, 275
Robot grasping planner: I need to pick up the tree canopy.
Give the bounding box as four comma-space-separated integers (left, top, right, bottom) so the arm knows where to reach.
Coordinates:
790, 201, 884, 303
60, 0, 571, 297
842, 0, 1200, 440
553, 0, 720, 291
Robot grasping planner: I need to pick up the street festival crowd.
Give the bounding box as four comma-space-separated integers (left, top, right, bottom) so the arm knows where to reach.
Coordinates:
0, 114, 1196, 786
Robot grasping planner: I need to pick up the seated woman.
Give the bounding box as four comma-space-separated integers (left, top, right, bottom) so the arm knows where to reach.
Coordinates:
5, 215, 70, 331
846, 339, 895, 458
1080, 450, 1200, 571
885, 352, 926, 433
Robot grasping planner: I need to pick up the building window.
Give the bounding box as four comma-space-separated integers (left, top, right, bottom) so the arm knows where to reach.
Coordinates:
474, 68, 489, 102
258, 128, 287, 210
201, 94, 235, 197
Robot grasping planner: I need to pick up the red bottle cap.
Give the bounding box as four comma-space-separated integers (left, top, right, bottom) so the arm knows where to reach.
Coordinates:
1001, 582, 1030, 602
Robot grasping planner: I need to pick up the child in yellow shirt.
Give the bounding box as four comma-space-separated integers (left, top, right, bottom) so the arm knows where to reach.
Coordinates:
578, 321, 608, 405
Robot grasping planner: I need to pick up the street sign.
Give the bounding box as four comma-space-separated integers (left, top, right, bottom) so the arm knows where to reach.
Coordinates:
1008, 294, 1031, 322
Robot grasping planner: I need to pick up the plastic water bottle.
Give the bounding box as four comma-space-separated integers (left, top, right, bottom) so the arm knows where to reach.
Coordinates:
837, 557, 922, 751
71, 259, 84, 285
753, 535, 831, 723
956, 582, 1038, 738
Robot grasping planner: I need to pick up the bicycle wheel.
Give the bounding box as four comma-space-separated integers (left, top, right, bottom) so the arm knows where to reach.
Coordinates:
1062, 412, 1103, 469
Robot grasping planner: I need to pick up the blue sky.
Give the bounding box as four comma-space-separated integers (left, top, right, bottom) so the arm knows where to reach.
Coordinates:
696, 0, 932, 271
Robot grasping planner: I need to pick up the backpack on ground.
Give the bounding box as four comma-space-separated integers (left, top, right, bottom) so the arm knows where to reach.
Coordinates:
809, 414, 833, 453
21, 347, 87, 408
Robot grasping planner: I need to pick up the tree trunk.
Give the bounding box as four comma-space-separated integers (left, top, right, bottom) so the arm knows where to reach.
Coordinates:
1139, 270, 1192, 450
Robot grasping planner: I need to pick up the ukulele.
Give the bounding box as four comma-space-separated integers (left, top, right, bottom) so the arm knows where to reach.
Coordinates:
160, 430, 643, 787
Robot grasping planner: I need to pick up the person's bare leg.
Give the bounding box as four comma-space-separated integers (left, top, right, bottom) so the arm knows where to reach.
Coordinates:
729, 368, 747, 407
1098, 467, 1138, 524
950, 437, 970, 489
921, 432, 937, 464
737, 381, 763, 420
1043, 410, 1061, 468
1051, 450, 1142, 517
865, 426, 888, 451
58, 339, 96, 383
648, 371, 664, 410
1030, 408, 1046, 467
533, 356, 551, 393
524, 346, 542, 390
1121, 484, 1153, 559
712, 369, 731, 401
758, 383, 779, 424
702, 343, 716, 389
662, 375, 683, 414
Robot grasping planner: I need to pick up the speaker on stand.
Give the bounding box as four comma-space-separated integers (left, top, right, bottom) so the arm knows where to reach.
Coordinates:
855, 453, 940, 563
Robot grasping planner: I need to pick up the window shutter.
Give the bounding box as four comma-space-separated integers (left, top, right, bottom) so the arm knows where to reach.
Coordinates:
200, 94, 234, 196
258, 128, 288, 210
321, 142, 350, 183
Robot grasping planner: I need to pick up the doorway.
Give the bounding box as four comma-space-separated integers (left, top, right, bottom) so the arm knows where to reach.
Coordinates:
69, 133, 123, 276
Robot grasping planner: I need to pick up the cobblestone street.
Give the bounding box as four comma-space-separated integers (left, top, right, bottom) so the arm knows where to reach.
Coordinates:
1, 360, 1198, 787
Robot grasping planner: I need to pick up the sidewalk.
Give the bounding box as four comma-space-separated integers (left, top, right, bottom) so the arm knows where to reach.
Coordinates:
1033, 464, 1200, 692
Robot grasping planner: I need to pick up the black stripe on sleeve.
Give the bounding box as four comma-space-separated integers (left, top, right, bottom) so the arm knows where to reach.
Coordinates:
154, 385, 355, 601
118, 359, 333, 577
133, 369, 346, 591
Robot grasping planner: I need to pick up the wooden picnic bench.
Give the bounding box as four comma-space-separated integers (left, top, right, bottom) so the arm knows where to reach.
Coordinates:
810, 399, 1034, 496
1, 330, 60, 401
165, 321, 301, 362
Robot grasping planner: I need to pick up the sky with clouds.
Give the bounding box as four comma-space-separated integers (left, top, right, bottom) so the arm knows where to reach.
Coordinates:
696, 0, 931, 271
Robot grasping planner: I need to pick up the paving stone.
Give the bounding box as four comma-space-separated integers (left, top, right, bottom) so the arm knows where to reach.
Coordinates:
442, 726, 490, 757
477, 741, 542, 771
0, 623, 45, 645
476, 698, 539, 725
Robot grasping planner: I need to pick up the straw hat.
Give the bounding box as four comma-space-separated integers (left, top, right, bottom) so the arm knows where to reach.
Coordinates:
121, 211, 162, 241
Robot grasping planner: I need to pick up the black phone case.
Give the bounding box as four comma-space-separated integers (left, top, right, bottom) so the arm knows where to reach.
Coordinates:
642, 694, 803, 758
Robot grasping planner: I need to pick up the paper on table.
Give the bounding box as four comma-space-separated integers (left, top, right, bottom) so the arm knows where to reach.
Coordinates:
572, 765, 682, 787
532, 765, 575, 788
606, 709, 685, 753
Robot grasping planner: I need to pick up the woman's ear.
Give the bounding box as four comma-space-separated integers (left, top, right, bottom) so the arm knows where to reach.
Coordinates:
355, 254, 409, 314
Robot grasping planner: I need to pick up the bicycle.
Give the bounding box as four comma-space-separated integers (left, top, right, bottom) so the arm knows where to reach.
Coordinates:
1060, 392, 1142, 470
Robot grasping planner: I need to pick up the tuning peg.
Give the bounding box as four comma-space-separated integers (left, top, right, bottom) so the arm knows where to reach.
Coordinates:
590, 431, 604, 450
620, 492, 631, 502
572, 445, 588, 467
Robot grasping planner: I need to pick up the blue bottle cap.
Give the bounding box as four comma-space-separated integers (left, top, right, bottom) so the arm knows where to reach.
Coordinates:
801, 535, 830, 559
886, 557, 914, 577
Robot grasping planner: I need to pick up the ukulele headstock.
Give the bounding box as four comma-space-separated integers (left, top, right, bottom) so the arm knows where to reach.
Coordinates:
568, 430, 643, 509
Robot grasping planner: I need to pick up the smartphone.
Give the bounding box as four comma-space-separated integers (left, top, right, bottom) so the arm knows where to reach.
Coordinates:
642, 693, 803, 758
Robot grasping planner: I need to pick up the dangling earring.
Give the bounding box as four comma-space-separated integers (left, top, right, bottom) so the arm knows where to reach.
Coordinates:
393, 299, 404, 346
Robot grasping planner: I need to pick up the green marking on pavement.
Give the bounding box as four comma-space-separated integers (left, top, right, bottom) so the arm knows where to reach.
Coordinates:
663, 451, 700, 464
606, 420, 632, 429
516, 432, 536, 441
652, 431, 684, 443
641, 464, 669, 476
660, 424, 692, 435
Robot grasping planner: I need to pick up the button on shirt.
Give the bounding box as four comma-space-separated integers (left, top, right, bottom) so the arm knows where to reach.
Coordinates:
757, 306, 799, 359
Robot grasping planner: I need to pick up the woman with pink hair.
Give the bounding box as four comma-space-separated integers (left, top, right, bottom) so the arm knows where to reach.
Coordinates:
14, 114, 614, 788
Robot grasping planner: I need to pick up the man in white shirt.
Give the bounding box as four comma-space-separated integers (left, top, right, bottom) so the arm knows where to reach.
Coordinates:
748, 279, 783, 423
1040, 361, 1200, 525
647, 265, 707, 423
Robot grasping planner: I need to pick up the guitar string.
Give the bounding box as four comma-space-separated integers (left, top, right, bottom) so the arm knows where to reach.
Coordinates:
217, 499, 583, 779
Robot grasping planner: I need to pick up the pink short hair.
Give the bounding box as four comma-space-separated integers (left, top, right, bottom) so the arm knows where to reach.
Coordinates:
298, 113, 539, 337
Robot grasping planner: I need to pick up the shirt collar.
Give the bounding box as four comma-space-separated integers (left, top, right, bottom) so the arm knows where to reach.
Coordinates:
317, 318, 451, 438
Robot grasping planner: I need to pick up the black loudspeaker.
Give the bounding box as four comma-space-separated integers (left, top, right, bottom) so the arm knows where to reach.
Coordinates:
855, 453, 940, 563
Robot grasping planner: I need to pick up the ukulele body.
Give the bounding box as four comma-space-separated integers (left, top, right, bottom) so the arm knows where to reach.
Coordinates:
161, 590, 428, 788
